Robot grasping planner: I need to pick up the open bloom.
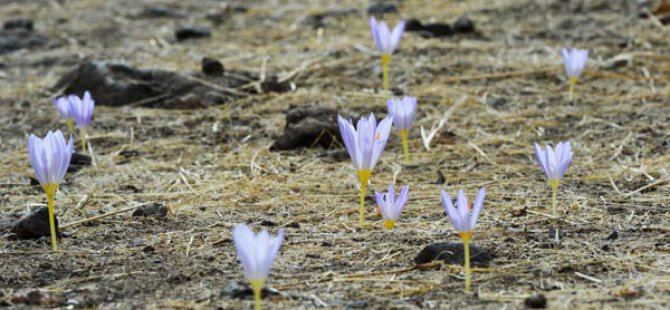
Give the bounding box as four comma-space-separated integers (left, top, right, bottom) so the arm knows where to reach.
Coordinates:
441, 188, 486, 239
534, 141, 573, 183
337, 113, 393, 172
561, 48, 588, 78
68, 91, 95, 128
375, 184, 409, 229
233, 224, 284, 282
370, 17, 405, 55
386, 96, 417, 131
28, 130, 74, 188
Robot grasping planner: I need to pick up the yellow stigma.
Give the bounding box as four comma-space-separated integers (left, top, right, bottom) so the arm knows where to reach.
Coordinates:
383, 219, 396, 230
459, 231, 472, 242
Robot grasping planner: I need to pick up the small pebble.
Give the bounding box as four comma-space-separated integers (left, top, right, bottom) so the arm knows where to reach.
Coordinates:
201, 57, 224, 76
415, 242, 493, 267
453, 16, 475, 33
132, 203, 168, 217
366, 3, 397, 14
524, 294, 547, 309
3, 19, 33, 31
175, 26, 211, 41
11, 207, 59, 240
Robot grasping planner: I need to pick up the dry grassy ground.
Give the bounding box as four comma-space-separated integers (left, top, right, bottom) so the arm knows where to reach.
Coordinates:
1, 0, 669, 309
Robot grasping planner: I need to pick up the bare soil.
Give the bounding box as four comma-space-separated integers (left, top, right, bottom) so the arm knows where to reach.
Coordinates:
1, 0, 669, 309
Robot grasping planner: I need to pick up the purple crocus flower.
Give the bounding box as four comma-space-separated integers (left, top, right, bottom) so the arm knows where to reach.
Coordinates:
233, 224, 284, 310
370, 17, 405, 55
53, 97, 72, 119
560, 48, 589, 78
68, 91, 95, 128
441, 188, 486, 239
233, 224, 284, 282
337, 113, 393, 172
534, 141, 573, 183
28, 130, 74, 188
375, 184, 409, 229
28, 129, 74, 253
387, 96, 417, 131
338, 113, 393, 225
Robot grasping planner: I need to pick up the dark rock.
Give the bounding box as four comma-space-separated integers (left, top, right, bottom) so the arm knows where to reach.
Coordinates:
10, 290, 66, 307
432, 171, 446, 184
141, 7, 182, 18
175, 26, 211, 41
0, 28, 48, 54
53, 61, 249, 108
10, 207, 60, 240
132, 203, 169, 217
606, 230, 619, 241
203, 91, 224, 105
303, 9, 358, 29
453, 16, 475, 33
201, 57, 224, 76
270, 106, 341, 151
285, 222, 300, 229
220, 281, 279, 299
524, 294, 547, 309
260, 77, 291, 93
260, 220, 278, 227
67, 152, 91, 173
405, 19, 424, 31
142, 245, 155, 253
3, 19, 33, 31
405, 19, 453, 38
318, 149, 349, 162
347, 300, 368, 309
367, 3, 397, 14
414, 242, 493, 267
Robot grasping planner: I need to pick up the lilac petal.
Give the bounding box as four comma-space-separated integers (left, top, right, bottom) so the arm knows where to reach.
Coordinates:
469, 187, 486, 229
441, 190, 462, 231
370, 17, 382, 51
369, 115, 393, 170
534, 143, 550, 179
455, 190, 469, 231
357, 114, 376, 170
389, 20, 405, 52
28, 135, 47, 185
395, 185, 409, 215
375, 191, 385, 210
377, 21, 391, 52
338, 115, 359, 169
545, 145, 558, 179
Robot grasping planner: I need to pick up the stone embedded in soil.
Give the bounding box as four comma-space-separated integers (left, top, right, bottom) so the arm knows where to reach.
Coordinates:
270, 106, 341, 151
414, 242, 493, 267
67, 152, 92, 173
175, 26, 211, 41
140, 7, 182, 18
132, 203, 169, 217
367, 3, 397, 14
10, 206, 60, 240
201, 57, 224, 76
0, 27, 48, 54
10, 290, 66, 307
53, 61, 254, 108
220, 281, 279, 299
404, 19, 453, 38
524, 294, 548, 309
453, 16, 476, 33
3, 19, 33, 31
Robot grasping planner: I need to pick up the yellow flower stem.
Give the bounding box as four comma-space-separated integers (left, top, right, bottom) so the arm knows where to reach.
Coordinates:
399, 129, 409, 161
357, 169, 372, 226
381, 53, 391, 99
250, 279, 264, 310
568, 77, 577, 101
80, 127, 87, 153
65, 119, 75, 136
43, 183, 59, 253
460, 231, 472, 291
550, 179, 559, 218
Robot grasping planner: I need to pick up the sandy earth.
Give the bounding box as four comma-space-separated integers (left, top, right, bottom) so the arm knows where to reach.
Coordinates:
1, 0, 669, 309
